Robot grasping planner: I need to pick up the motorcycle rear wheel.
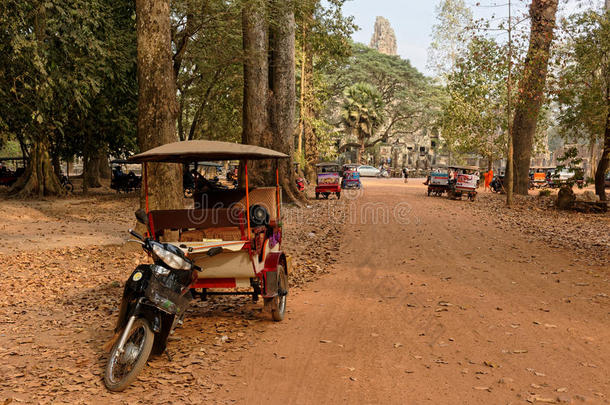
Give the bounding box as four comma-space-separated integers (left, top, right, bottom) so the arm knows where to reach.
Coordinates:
104, 317, 154, 392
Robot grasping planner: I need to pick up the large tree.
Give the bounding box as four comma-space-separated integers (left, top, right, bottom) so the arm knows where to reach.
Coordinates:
441, 37, 509, 169
511, 0, 558, 194
555, 7, 610, 200
296, 0, 355, 179
269, 0, 302, 201
136, 0, 182, 211
241, 0, 272, 187
0, 0, 111, 197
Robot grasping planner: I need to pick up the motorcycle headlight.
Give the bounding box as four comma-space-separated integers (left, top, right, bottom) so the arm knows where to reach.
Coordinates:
151, 242, 193, 270
152, 264, 171, 277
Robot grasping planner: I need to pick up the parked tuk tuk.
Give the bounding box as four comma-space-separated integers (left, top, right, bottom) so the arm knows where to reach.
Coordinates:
341, 169, 362, 190
0, 157, 26, 187
426, 165, 449, 196
315, 162, 341, 199
448, 165, 479, 201
183, 161, 227, 197
104, 140, 290, 391
529, 166, 555, 189
110, 159, 142, 193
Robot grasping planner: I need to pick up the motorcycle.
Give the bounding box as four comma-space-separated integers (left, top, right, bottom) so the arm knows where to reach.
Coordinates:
60, 174, 74, 193
376, 168, 390, 178
104, 209, 212, 391
490, 176, 504, 193
295, 177, 305, 192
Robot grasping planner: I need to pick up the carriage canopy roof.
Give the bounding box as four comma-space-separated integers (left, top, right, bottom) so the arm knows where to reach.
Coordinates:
110, 159, 131, 164
128, 140, 289, 163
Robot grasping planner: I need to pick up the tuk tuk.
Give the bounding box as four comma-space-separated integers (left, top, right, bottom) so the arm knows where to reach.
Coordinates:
315, 162, 341, 199
341, 169, 362, 190
448, 165, 479, 201
529, 166, 555, 189
104, 140, 290, 391
183, 161, 226, 197
426, 165, 449, 196
0, 157, 26, 187
110, 159, 142, 193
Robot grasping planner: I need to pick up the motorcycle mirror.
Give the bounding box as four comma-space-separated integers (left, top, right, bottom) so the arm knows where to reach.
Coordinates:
135, 209, 149, 226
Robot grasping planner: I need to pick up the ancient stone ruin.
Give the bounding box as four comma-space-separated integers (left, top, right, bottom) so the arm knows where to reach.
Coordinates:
370, 16, 397, 56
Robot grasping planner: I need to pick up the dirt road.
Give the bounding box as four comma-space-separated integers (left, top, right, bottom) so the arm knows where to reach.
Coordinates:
207, 179, 609, 404
0, 180, 608, 404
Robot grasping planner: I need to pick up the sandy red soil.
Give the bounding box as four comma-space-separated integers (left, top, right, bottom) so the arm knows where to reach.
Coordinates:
0, 179, 608, 404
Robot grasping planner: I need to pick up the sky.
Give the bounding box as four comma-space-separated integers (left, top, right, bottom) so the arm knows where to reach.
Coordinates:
341, 0, 599, 77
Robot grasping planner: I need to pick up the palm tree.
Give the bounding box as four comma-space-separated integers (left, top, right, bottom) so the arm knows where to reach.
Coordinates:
341, 83, 385, 163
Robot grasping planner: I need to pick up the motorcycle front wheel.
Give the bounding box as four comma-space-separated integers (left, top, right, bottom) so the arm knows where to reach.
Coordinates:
104, 317, 154, 392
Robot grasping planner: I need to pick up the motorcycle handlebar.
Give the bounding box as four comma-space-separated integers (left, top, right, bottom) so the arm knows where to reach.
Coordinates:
129, 229, 144, 241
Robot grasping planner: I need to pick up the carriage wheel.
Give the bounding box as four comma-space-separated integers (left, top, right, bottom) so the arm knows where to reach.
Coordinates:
323, 192, 330, 199
315, 192, 320, 199
336, 192, 341, 199
265, 264, 288, 322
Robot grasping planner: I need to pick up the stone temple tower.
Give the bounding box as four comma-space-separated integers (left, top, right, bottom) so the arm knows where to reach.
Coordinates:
369, 16, 397, 56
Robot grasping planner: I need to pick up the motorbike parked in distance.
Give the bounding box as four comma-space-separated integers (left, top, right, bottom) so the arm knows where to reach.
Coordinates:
60, 174, 74, 193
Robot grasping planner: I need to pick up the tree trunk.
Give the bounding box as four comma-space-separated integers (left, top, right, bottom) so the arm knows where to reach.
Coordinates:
358, 133, 365, 164
83, 152, 102, 190
10, 141, 64, 198
303, 48, 317, 182
595, 108, 610, 201
9, 6, 63, 198
241, 0, 271, 187
52, 153, 61, 178
269, 0, 303, 203
588, 137, 597, 179
98, 149, 111, 180
511, 0, 558, 195
136, 0, 182, 212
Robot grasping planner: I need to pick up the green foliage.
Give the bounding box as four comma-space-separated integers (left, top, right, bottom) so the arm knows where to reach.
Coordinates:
296, 0, 356, 69
554, 10, 610, 147
0, 0, 137, 161
440, 37, 509, 162
428, 0, 473, 78
341, 82, 385, 146
0, 140, 21, 158
295, 0, 356, 159
173, 0, 243, 143
323, 43, 440, 154
554, 146, 586, 188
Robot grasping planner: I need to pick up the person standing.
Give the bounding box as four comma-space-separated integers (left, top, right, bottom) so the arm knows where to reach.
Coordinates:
484, 169, 493, 191
403, 167, 409, 183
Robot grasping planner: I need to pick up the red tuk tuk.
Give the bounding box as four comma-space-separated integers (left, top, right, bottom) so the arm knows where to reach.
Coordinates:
315, 162, 341, 199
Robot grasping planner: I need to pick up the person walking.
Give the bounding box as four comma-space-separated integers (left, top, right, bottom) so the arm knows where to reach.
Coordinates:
402, 167, 409, 184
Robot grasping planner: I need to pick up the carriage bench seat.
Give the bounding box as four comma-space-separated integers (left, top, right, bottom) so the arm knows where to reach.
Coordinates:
148, 208, 245, 241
